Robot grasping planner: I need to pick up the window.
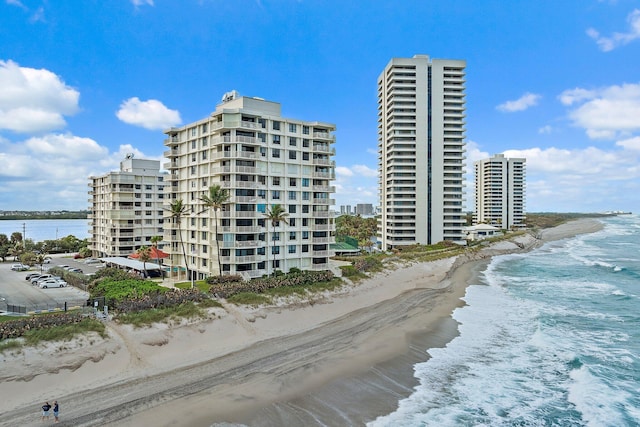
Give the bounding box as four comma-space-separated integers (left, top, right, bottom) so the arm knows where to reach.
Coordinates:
272, 246, 280, 255
303, 125, 309, 135
202, 137, 208, 147
258, 189, 266, 199
145, 185, 153, 190
302, 191, 310, 201
202, 123, 208, 133
202, 231, 207, 239
273, 135, 281, 144
272, 148, 280, 158
146, 193, 152, 199
289, 231, 296, 240
303, 231, 309, 239
289, 244, 296, 254
288, 191, 296, 200
302, 152, 309, 161
272, 177, 280, 186
191, 166, 196, 175
289, 218, 296, 226
289, 123, 297, 133
202, 151, 207, 160
302, 218, 308, 226
191, 217, 196, 226
272, 232, 280, 241
191, 128, 197, 137
302, 178, 309, 187
289, 178, 297, 186
302, 205, 309, 213
192, 153, 196, 162
260, 147, 267, 157
258, 133, 266, 143
302, 244, 309, 253
258, 118, 266, 128
289, 137, 297, 146
272, 190, 281, 199
191, 231, 196, 238
289, 150, 297, 160
303, 138, 310, 147
202, 259, 207, 267
191, 140, 196, 149
145, 202, 152, 207
202, 218, 207, 226
272, 121, 281, 131
288, 205, 296, 213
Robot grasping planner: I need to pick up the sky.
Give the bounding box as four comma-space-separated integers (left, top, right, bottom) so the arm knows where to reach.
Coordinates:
1, 0, 640, 214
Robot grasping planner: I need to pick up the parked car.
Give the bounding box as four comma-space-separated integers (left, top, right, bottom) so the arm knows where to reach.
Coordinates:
31, 274, 56, 285
57, 265, 69, 269
26, 273, 42, 280
84, 258, 102, 264
67, 268, 83, 273
43, 258, 52, 264
38, 279, 67, 288
11, 263, 29, 271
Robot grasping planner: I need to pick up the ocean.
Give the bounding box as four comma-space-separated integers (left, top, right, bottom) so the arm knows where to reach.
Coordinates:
370, 214, 640, 427
0, 219, 90, 242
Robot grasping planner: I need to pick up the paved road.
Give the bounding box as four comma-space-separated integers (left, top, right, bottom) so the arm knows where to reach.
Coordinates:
0, 254, 91, 313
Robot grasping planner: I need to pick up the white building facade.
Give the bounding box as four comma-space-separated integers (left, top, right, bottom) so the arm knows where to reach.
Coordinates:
163, 94, 336, 280
88, 157, 166, 257
378, 55, 467, 249
474, 154, 526, 229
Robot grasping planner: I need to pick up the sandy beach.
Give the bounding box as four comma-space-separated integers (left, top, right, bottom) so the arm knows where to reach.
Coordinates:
0, 219, 603, 427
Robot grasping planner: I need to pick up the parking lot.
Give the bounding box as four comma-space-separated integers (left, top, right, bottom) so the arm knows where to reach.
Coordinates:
0, 254, 96, 314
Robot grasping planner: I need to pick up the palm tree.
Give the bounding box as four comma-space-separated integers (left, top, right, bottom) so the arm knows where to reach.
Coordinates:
136, 245, 152, 278
199, 185, 230, 277
264, 204, 289, 276
150, 235, 163, 277
165, 199, 190, 285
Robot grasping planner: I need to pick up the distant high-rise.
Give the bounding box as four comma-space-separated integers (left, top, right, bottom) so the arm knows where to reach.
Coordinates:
88, 156, 166, 257
355, 203, 374, 216
474, 154, 526, 229
378, 55, 467, 249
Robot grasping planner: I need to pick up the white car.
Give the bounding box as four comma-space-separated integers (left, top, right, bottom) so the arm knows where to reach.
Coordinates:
38, 279, 67, 288
84, 258, 102, 264
32, 274, 59, 285
11, 263, 29, 271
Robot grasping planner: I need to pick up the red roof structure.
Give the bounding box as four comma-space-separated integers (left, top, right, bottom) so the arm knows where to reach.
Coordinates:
129, 247, 170, 259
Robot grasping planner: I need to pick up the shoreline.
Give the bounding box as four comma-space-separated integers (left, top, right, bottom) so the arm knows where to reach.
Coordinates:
0, 219, 604, 427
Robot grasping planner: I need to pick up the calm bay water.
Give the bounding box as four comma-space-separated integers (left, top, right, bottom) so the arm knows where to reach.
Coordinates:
0, 219, 89, 242
370, 214, 640, 426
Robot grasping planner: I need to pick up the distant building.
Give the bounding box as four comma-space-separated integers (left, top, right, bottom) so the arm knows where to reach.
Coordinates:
378, 55, 467, 249
474, 154, 526, 229
355, 203, 374, 216
163, 94, 336, 280
88, 156, 166, 257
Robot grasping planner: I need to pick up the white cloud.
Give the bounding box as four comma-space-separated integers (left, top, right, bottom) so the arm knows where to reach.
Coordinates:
335, 166, 353, 177
6, 0, 27, 10
496, 92, 541, 112
352, 164, 378, 177
502, 145, 640, 211
0, 60, 79, 133
538, 125, 553, 134
116, 97, 181, 130
587, 9, 640, 51
366, 147, 377, 156
131, 0, 154, 6
616, 136, 640, 151
0, 133, 159, 210
559, 82, 640, 140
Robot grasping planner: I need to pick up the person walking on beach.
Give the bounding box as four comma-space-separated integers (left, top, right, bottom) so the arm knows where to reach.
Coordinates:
53, 401, 59, 423
41, 402, 51, 421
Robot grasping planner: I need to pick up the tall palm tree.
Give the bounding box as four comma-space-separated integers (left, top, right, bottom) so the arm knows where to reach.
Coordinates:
165, 199, 190, 285
264, 204, 289, 276
199, 185, 230, 277
150, 235, 163, 277
136, 245, 152, 278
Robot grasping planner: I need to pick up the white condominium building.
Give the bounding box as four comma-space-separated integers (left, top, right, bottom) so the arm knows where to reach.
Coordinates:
163, 92, 336, 280
88, 156, 166, 257
474, 154, 526, 229
378, 55, 467, 249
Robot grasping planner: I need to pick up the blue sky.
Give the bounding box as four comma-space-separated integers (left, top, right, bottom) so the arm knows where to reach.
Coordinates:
1, 0, 640, 213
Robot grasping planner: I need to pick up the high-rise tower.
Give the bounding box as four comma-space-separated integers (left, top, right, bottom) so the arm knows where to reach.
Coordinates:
378, 55, 467, 249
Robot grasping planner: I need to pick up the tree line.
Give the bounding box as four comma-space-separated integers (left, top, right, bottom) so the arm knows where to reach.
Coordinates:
0, 232, 89, 263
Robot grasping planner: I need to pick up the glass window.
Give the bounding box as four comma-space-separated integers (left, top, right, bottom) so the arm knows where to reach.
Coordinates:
272, 121, 281, 131
302, 178, 309, 187
289, 150, 297, 160
272, 148, 280, 158
289, 123, 297, 132
273, 135, 281, 144
272, 190, 280, 199
288, 191, 296, 200
288, 245, 296, 254
272, 177, 280, 186
289, 137, 297, 146
302, 125, 309, 135
289, 178, 297, 186
302, 191, 310, 201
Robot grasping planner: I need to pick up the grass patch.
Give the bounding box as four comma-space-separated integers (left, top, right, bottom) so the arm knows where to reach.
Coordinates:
0, 339, 23, 353
227, 292, 272, 306
174, 280, 209, 292
116, 302, 205, 327
22, 318, 107, 346
197, 298, 223, 309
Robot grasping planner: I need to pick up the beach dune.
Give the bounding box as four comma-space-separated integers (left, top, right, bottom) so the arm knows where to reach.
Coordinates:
0, 219, 603, 427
